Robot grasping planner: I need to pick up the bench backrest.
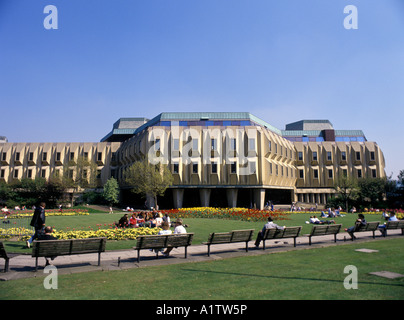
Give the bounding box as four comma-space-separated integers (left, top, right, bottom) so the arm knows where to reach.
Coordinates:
385, 220, 404, 229
0, 241, 8, 259
310, 224, 342, 236
32, 238, 107, 257
354, 221, 379, 232
230, 229, 254, 242
207, 229, 254, 244
263, 226, 301, 240
135, 233, 194, 249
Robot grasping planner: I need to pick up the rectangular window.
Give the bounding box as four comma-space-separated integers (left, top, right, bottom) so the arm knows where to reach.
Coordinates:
192, 163, 198, 174
372, 169, 377, 178
29, 152, 34, 161
370, 151, 375, 161
231, 162, 237, 174
14, 169, 19, 179
70, 152, 74, 160
173, 163, 179, 174
211, 162, 217, 174
357, 169, 362, 178
15, 152, 20, 161
1, 153, 6, 161
42, 152, 47, 161
298, 152, 303, 161
327, 151, 332, 161
84, 152, 88, 160
56, 152, 61, 161
299, 169, 304, 179
0, 169, 5, 178
97, 152, 103, 161
328, 169, 333, 179
27, 169, 32, 178
211, 138, 217, 151
41, 169, 46, 178
356, 152, 361, 161
312, 152, 318, 161
313, 169, 318, 179
341, 151, 346, 161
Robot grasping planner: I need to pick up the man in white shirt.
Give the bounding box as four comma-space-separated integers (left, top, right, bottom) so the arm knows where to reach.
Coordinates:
163, 218, 187, 256
254, 217, 284, 248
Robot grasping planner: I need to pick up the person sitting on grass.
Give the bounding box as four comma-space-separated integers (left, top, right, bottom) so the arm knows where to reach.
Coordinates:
115, 214, 129, 228
308, 215, 335, 225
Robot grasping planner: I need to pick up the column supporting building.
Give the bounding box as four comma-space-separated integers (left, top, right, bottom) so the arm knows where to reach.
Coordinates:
226, 189, 238, 208
172, 189, 184, 209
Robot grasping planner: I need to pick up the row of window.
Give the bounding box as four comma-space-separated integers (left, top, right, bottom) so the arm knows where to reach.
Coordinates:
285, 136, 366, 142
298, 168, 378, 179
1, 151, 112, 164
0, 168, 104, 179
297, 151, 376, 162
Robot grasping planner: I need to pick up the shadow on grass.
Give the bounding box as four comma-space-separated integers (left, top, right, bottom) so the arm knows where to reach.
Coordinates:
180, 268, 404, 288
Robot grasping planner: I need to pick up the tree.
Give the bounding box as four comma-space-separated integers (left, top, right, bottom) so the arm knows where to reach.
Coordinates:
124, 158, 173, 209
333, 176, 360, 211
103, 177, 120, 206
60, 155, 98, 207
358, 177, 388, 208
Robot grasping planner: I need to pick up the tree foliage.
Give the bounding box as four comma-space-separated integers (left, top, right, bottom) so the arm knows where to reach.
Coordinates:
333, 176, 360, 211
124, 158, 173, 209
103, 177, 120, 206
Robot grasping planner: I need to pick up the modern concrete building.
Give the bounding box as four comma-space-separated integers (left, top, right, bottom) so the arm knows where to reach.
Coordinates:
0, 112, 386, 209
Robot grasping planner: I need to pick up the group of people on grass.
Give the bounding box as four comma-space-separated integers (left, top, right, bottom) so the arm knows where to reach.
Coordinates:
115, 209, 171, 229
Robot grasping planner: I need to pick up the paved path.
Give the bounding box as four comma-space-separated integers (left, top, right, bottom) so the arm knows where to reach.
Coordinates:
1, 229, 402, 281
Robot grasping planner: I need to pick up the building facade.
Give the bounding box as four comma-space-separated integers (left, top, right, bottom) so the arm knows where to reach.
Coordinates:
0, 113, 386, 209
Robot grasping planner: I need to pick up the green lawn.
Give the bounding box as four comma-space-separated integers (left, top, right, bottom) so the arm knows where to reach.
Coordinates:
1, 238, 404, 300
2, 211, 385, 252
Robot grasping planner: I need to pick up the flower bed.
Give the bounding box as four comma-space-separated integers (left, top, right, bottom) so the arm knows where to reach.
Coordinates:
0, 226, 161, 241
1, 209, 90, 219
160, 207, 290, 222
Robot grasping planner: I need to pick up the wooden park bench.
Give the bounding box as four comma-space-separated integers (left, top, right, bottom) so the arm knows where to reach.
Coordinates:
305, 224, 342, 245
0, 241, 20, 272
260, 226, 302, 250
134, 233, 194, 263
350, 221, 380, 240
32, 237, 107, 271
380, 220, 404, 237
202, 229, 254, 256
